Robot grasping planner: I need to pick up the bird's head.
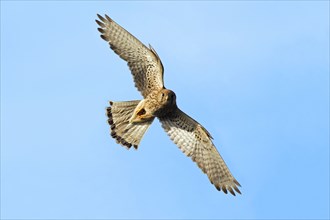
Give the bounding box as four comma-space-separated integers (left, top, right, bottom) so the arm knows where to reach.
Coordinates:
158, 89, 177, 106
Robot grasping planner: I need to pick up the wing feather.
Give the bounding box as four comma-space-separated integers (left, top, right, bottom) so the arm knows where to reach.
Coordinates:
96, 14, 164, 97
159, 108, 241, 195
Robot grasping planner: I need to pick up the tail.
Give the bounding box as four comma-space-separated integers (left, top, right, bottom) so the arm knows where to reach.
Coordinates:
106, 100, 154, 149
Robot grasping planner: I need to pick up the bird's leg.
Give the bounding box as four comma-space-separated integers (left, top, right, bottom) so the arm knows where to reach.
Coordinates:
129, 100, 154, 123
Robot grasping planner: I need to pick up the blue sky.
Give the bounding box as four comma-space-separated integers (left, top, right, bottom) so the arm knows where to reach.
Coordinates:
1, 1, 329, 219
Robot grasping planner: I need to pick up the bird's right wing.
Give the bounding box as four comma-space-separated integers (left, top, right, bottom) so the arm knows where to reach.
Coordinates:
96, 14, 164, 98
159, 108, 241, 195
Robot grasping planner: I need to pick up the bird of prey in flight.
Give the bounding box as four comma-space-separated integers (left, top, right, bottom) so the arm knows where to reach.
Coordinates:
96, 14, 241, 195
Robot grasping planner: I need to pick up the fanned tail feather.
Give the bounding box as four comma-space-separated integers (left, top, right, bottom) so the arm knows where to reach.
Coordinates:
106, 100, 154, 149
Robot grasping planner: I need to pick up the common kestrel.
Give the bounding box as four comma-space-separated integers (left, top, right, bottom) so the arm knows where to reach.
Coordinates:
96, 14, 241, 195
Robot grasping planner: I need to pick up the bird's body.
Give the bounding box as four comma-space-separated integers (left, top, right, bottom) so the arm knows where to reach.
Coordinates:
96, 14, 241, 195
130, 89, 177, 123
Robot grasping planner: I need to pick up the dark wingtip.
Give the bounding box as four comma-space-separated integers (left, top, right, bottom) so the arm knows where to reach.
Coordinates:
222, 186, 228, 194
234, 179, 241, 187
97, 27, 105, 34
234, 186, 241, 195
228, 187, 236, 196
98, 21, 105, 28
100, 34, 109, 41
105, 14, 112, 22
97, 14, 106, 22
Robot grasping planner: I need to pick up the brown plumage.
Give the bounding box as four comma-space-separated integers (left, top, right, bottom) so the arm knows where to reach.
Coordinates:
96, 14, 241, 195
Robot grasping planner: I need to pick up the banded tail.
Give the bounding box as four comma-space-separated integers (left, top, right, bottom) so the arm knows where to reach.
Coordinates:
106, 100, 154, 149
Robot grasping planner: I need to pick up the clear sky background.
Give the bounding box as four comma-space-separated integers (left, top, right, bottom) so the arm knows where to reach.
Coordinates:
1, 1, 329, 219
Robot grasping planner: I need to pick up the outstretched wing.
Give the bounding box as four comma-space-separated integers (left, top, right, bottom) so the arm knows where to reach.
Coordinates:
159, 108, 241, 195
96, 14, 164, 98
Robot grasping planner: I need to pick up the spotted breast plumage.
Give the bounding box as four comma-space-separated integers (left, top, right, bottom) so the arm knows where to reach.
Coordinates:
96, 14, 241, 195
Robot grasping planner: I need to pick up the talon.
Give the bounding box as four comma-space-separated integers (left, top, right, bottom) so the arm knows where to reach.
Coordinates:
137, 108, 146, 116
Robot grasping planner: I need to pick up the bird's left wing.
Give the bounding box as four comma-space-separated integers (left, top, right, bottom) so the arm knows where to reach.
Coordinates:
159, 108, 241, 195
96, 14, 164, 98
